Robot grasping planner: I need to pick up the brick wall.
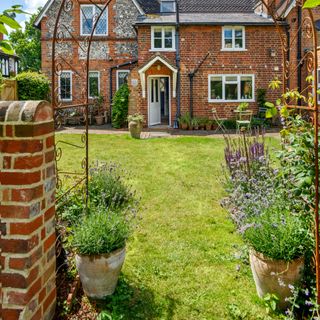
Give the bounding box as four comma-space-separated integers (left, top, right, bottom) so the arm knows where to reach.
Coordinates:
40, 0, 139, 112
133, 24, 283, 125
0, 101, 56, 320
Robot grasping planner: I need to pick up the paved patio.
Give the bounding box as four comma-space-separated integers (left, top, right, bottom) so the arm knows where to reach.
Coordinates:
56, 124, 281, 139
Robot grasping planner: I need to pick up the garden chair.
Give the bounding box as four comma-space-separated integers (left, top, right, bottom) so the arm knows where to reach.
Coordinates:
212, 108, 227, 134
236, 110, 253, 135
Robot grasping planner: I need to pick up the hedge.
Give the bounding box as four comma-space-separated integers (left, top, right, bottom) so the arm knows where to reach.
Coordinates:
16, 72, 50, 101
112, 84, 130, 129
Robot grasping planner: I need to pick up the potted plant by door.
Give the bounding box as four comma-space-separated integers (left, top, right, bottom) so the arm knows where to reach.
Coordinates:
206, 119, 213, 131
94, 95, 105, 126
179, 113, 191, 130
128, 114, 144, 139
192, 117, 199, 130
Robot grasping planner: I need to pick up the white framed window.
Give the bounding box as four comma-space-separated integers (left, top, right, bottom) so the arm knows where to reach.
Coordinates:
116, 70, 130, 90
222, 26, 246, 51
208, 74, 254, 102
59, 71, 72, 101
160, 0, 176, 13
80, 5, 108, 36
151, 26, 175, 51
89, 71, 100, 98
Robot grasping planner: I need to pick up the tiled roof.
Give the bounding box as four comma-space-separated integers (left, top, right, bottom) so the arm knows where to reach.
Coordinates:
136, 0, 258, 14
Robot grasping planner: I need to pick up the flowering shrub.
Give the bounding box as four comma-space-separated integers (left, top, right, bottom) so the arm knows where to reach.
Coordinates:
57, 162, 138, 226
222, 133, 312, 261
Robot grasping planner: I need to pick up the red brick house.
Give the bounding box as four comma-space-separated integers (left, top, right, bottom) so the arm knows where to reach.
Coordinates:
34, 0, 315, 128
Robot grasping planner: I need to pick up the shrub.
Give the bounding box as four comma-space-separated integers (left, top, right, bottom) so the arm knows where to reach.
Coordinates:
244, 200, 312, 261
222, 132, 312, 261
57, 162, 138, 226
112, 84, 130, 129
71, 208, 131, 255
257, 89, 267, 112
16, 71, 50, 100
179, 112, 191, 126
56, 187, 86, 226
88, 162, 137, 210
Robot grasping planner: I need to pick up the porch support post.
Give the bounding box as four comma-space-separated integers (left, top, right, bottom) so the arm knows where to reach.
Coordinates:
172, 71, 177, 98
139, 71, 146, 98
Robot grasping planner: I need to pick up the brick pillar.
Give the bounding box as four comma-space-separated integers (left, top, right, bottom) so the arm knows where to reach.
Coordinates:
0, 101, 56, 320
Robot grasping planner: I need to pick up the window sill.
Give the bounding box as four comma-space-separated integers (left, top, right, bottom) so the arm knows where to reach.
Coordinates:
149, 49, 176, 52
220, 48, 247, 52
60, 99, 73, 102
80, 33, 109, 37
208, 99, 255, 103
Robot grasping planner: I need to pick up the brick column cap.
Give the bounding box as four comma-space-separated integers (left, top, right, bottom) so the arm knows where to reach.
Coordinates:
0, 101, 52, 124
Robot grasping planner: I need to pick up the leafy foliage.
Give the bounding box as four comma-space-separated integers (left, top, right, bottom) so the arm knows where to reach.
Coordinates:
179, 112, 191, 126
0, 5, 25, 54
112, 84, 130, 129
223, 133, 313, 261
244, 204, 311, 261
303, 0, 320, 8
71, 208, 130, 255
278, 115, 316, 206
88, 162, 137, 210
127, 113, 144, 123
9, 10, 41, 71
16, 71, 50, 100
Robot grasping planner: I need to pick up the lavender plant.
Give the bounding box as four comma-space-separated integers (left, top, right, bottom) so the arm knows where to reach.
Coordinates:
222, 132, 312, 261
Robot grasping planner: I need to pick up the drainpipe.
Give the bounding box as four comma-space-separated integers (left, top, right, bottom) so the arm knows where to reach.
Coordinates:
174, 0, 181, 129
109, 59, 138, 121
297, 6, 302, 94
189, 73, 194, 118
188, 52, 210, 119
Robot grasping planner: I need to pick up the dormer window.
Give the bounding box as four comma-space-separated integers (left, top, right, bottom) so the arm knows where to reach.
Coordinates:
160, 0, 176, 13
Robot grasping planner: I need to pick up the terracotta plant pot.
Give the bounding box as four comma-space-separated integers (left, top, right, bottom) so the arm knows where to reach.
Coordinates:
249, 250, 304, 309
95, 115, 104, 126
181, 123, 188, 130
75, 247, 126, 299
129, 120, 142, 139
205, 124, 212, 131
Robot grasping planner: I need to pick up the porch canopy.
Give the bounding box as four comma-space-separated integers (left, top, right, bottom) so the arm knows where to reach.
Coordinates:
138, 55, 178, 98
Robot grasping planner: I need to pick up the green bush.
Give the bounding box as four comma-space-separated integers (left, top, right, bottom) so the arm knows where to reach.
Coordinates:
89, 162, 136, 210
16, 71, 50, 100
244, 200, 312, 261
72, 208, 130, 255
112, 84, 130, 129
57, 162, 137, 226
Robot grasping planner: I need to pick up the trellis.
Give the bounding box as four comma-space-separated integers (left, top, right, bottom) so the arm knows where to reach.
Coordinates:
259, 0, 320, 302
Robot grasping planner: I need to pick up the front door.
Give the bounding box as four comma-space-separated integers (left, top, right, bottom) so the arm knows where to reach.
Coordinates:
149, 77, 161, 126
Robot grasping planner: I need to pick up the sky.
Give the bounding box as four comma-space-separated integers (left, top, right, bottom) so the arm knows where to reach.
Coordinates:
0, 0, 48, 26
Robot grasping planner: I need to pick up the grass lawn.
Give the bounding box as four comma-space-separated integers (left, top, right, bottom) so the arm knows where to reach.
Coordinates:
57, 133, 280, 320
